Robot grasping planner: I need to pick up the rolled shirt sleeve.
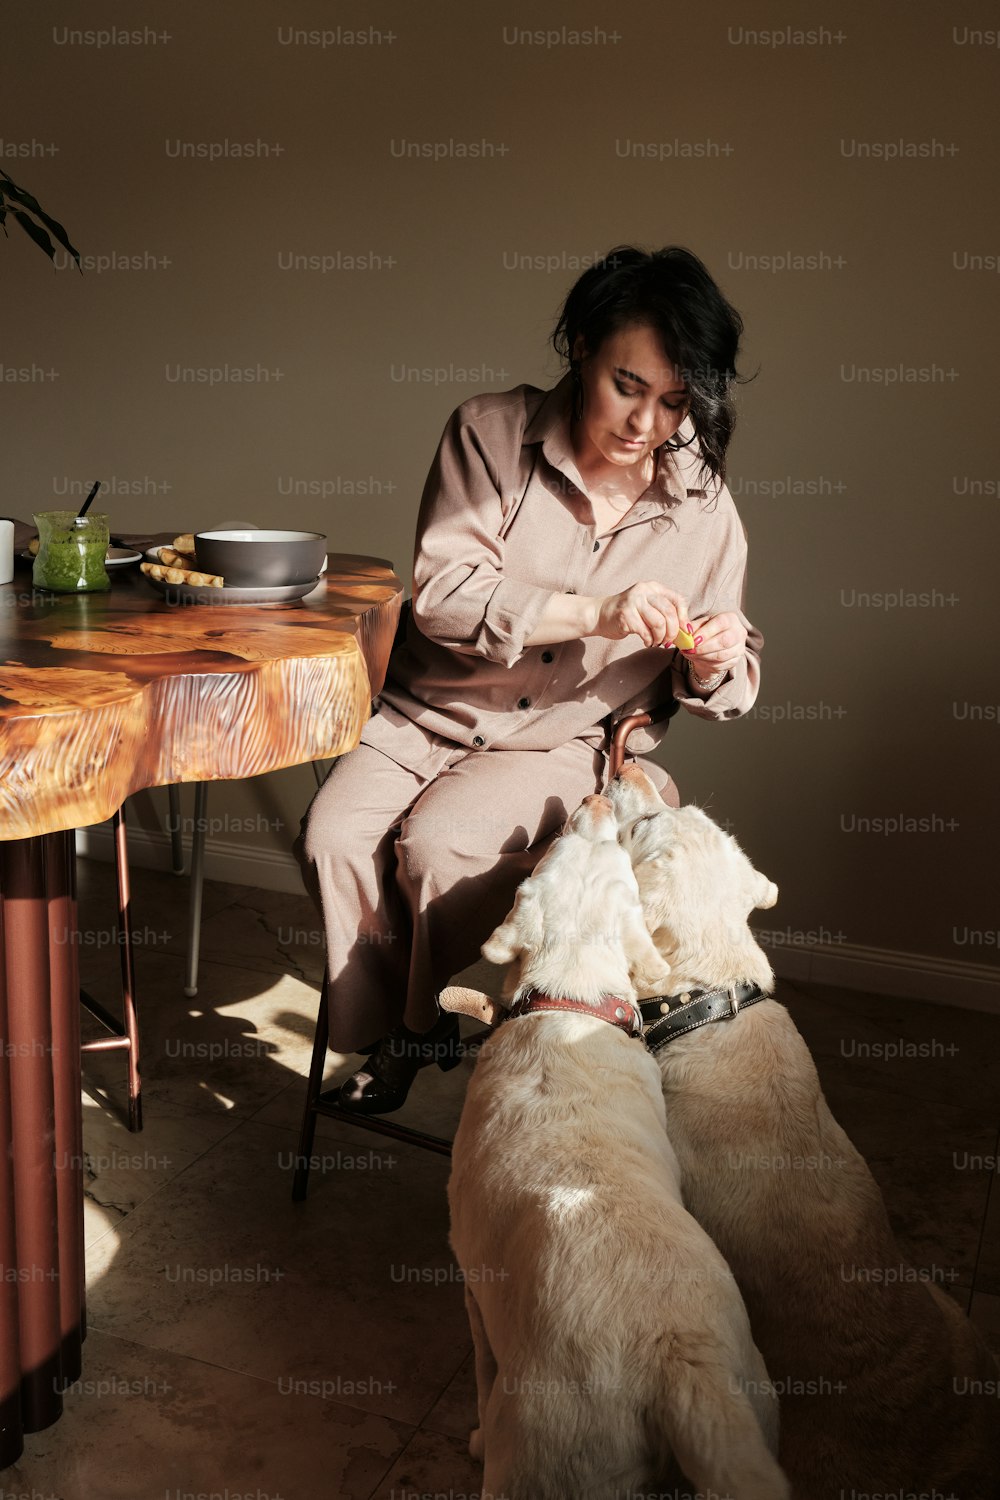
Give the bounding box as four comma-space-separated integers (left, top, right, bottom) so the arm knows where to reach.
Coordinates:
670, 543, 763, 722
607, 493, 763, 754
410, 402, 554, 667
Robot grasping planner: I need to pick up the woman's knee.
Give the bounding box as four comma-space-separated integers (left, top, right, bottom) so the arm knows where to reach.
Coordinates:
397, 799, 561, 896
295, 748, 417, 878
395, 805, 473, 891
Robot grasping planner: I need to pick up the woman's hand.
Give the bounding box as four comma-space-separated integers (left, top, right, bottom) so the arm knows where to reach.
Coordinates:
594, 581, 689, 648
680, 610, 748, 682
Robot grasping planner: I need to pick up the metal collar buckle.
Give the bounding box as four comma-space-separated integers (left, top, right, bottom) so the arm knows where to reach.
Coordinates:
638, 982, 768, 1055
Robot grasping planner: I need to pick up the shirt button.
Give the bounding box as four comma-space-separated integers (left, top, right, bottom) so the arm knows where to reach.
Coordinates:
593, 541, 601, 551
472, 735, 485, 747
541, 650, 554, 663
517, 697, 530, 709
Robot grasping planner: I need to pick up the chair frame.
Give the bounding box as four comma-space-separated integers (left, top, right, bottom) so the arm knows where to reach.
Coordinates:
290, 708, 663, 1200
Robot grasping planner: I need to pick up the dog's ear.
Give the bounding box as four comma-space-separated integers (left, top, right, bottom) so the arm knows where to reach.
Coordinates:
481, 921, 519, 965
481, 883, 542, 965
753, 871, 779, 910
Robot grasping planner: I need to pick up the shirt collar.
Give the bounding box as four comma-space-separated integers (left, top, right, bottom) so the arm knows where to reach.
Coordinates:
523, 372, 691, 506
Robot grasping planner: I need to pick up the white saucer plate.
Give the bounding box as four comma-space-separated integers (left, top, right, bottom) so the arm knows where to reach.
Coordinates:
140, 574, 324, 606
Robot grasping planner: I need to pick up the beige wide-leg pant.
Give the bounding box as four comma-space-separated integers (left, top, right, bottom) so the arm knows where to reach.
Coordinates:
293, 726, 678, 1053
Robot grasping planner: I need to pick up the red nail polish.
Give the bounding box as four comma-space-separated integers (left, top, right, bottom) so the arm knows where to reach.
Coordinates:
694, 635, 704, 646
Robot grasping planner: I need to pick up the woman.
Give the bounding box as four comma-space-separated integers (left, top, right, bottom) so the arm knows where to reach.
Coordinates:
295, 245, 762, 1113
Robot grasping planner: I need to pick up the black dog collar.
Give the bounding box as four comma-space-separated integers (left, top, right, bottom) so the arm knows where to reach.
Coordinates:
639, 982, 768, 1055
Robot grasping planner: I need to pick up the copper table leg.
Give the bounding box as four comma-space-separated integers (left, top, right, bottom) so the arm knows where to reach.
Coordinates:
0, 832, 85, 1469
0, 889, 24, 1467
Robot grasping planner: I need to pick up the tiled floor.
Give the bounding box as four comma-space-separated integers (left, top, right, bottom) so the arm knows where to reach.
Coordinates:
5, 856, 999, 1498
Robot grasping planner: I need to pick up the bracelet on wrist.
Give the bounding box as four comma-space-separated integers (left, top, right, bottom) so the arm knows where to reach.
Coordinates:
688, 660, 728, 693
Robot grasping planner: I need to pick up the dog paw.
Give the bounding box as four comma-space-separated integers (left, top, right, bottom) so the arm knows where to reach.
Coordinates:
469, 1426, 485, 1462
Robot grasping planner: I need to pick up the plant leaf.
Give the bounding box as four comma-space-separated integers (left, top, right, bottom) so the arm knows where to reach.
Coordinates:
19, 199, 79, 267
10, 208, 56, 261
1, 176, 45, 212
0, 177, 41, 212
1, 172, 81, 270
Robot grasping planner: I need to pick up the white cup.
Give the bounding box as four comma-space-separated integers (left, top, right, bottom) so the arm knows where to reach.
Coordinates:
0, 519, 14, 586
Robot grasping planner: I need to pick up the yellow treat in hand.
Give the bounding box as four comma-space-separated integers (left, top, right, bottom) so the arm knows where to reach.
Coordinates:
672, 627, 696, 652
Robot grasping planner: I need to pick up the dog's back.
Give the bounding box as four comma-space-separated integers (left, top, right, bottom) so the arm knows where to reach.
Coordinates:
607, 766, 1000, 1495
450, 1012, 789, 1500
658, 998, 1000, 1499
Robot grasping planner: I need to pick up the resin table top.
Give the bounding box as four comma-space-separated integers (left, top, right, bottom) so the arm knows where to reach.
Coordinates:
0, 538, 403, 839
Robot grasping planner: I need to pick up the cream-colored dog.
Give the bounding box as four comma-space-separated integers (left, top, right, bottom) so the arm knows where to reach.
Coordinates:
608, 762, 1000, 1499
446, 793, 790, 1500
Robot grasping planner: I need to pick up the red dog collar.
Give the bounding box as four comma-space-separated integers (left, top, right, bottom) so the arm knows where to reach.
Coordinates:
507, 989, 643, 1038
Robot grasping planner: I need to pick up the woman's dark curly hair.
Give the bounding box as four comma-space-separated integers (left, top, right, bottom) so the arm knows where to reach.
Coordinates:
550, 246, 746, 486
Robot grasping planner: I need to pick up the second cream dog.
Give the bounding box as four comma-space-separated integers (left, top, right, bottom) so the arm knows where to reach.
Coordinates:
608, 762, 1000, 1499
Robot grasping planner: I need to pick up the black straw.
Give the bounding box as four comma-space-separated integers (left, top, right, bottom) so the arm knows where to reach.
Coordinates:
77, 480, 102, 519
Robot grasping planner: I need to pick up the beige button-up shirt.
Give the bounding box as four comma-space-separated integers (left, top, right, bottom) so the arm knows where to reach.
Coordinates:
364, 373, 762, 774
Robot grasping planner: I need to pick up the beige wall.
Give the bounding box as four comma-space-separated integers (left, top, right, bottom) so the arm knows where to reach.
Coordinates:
5, 0, 998, 981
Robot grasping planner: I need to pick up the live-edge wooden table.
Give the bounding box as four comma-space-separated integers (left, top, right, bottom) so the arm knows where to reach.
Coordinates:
0, 534, 402, 1466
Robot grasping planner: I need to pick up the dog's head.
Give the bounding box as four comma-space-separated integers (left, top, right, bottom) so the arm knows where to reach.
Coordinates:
481, 794, 671, 1006
607, 764, 778, 992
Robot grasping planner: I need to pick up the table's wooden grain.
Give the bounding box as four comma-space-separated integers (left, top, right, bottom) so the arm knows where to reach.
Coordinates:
0, 548, 404, 839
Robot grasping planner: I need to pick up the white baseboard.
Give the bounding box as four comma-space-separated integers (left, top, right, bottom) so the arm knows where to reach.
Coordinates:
75, 822, 309, 896
766, 938, 1000, 1015
76, 825, 1000, 1013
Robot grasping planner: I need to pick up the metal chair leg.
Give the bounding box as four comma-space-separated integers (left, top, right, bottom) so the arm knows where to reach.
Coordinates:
79, 805, 142, 1132
166, 784, 185, 874
183, 782, 207, 998
291, 970, 458, 1205
292, 972, 330, 1202
114, 807, 142, 1131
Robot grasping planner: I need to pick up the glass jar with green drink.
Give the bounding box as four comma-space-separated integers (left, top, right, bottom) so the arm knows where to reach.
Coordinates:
32, 511, 112, 592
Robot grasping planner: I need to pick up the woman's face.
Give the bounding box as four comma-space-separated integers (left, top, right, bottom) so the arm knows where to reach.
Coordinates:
572, 322, 689, 476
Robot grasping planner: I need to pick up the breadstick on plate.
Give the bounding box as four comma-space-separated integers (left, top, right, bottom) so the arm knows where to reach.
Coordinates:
141, 561, 225, 588
158, 546, 197, 568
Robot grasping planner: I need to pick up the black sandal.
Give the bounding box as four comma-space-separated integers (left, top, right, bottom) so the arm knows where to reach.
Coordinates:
336, 1012, 463, 1114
